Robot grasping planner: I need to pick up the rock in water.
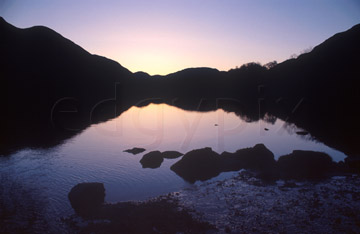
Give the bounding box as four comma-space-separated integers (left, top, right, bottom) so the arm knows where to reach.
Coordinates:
124, 147, 146, 155
221, 144, 276, 172
68, 182, 105, 217
140, 151, 164, 168
170, 147, 222, 183
277, 150, 334, 179
171, 144, 276, 183
162, 151, 183, 159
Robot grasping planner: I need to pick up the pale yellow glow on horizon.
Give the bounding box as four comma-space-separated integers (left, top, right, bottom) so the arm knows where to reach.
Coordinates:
84, 27, 261, 76
108, 45, 248, 76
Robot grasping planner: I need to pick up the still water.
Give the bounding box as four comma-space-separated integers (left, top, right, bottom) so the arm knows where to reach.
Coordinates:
0, 103, 346, 224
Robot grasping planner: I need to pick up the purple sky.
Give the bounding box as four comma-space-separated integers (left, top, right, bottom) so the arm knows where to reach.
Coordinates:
1, 0, 359, 75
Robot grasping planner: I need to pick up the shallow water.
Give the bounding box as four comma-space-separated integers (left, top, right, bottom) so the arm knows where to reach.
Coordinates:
0, 103, 347, 231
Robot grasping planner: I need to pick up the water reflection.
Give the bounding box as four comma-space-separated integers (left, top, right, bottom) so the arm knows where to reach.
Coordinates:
0, 102, 349, 232
89, 103, 345, 160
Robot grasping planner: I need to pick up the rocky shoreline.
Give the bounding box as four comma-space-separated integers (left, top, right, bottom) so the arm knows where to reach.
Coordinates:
136, 144, 359, 183
176, 171, 360, 233
67, 171, 360, 233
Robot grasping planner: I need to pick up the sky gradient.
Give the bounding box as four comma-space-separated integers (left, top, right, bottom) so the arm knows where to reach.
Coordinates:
1, 0, 359, 75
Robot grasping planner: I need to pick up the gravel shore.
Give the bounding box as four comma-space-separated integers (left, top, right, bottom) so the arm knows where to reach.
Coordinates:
174, 171, 360, 233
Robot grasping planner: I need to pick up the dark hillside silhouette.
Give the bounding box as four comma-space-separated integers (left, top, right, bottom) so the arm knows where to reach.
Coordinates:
1, 16, 359, 162
265, 24, 360, 157
0, 17, 133, 154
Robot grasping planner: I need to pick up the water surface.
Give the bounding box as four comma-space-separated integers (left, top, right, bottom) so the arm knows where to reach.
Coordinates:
0, 103, 347, 229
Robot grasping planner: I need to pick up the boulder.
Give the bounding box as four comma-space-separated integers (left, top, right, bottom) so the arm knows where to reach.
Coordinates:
68, 182, 105, 217
170, 147, 221, 183
221, 144, 276, 172
140, 151, 164, 168
277, 150, 334, 179
171, 145, 276, 183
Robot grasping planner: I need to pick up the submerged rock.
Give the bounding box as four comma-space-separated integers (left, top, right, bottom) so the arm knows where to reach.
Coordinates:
162, 151, 183, 159
140, 151, 164, 168
123, 147, 146, 155
68, 183, 105, 217
277, 150, 334, 179
171, 147, 222, 183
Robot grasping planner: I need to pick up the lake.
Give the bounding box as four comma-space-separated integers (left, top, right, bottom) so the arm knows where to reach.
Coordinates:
0, 103, 346, 231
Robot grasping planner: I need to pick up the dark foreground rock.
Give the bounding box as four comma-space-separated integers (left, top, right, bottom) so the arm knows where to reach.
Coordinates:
68, 183, 105, 217
140, 151, 164, 168
67, 185, 215, 233
67, 173, 360, 234
345, 156, 360, 173
123, 147, 146, 155
86, 198, 214, 234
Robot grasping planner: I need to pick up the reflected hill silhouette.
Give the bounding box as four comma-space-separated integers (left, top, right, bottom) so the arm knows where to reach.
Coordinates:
1, 16, 359, 165
266, 24, 360, 158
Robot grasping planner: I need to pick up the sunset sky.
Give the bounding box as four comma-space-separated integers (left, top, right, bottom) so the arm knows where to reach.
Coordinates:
1, 0, 359, 75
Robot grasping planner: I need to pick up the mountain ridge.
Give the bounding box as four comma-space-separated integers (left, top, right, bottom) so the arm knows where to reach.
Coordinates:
1, 16, 360, 158
1, 16, 360, 78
